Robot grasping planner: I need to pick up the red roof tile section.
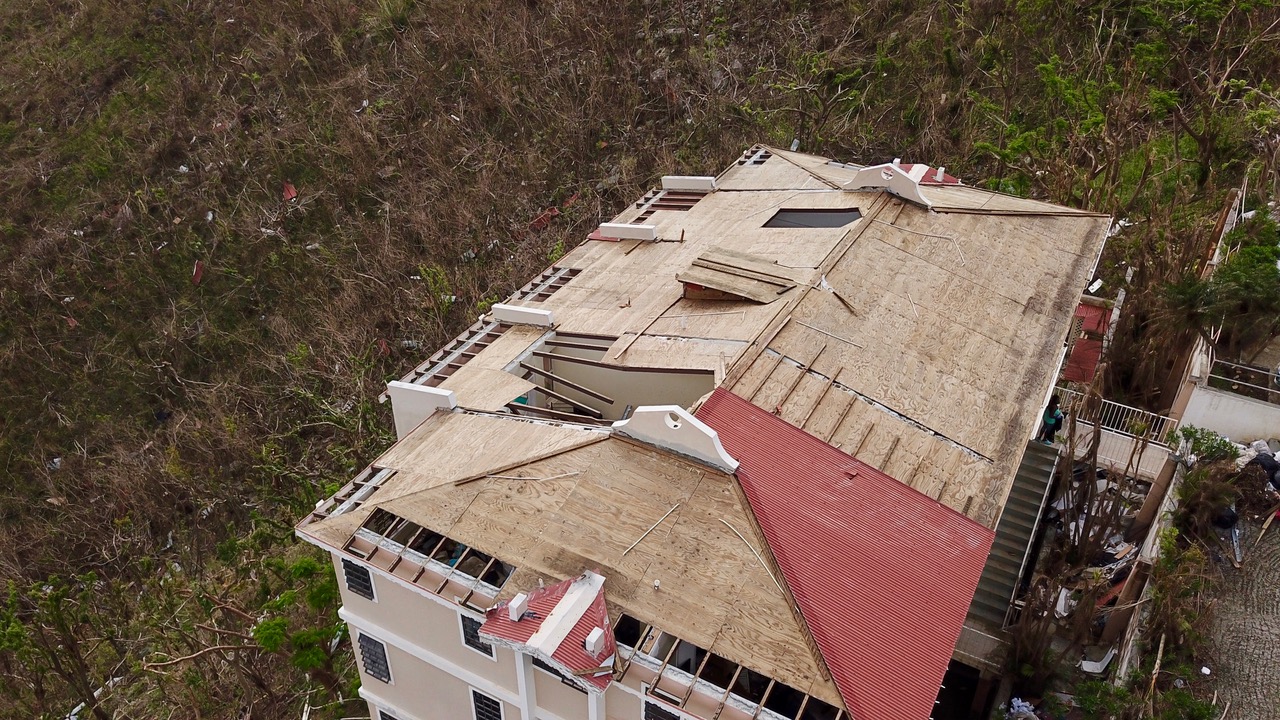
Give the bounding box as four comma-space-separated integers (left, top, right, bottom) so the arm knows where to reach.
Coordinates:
480, 572, 615, 692
696, 388, 995, 720
1063, 302, 1110, 383
899, 163, 962, 185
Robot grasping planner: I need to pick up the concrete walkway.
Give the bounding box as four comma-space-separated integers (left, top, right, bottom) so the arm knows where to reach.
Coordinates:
1210, 515, 1280, 716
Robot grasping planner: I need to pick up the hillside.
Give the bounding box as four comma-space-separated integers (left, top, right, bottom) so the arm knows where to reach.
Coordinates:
1, 1, 1277, 717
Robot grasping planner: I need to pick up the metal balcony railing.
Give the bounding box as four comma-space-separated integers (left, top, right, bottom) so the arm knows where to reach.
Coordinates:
1055, 388, 1178, 444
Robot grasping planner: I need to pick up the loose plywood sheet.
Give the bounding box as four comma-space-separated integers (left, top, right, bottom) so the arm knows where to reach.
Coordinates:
439, 367, 536, 411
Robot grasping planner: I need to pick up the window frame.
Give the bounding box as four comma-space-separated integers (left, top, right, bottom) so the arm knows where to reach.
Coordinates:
356, 631, 394, 685
471, 688, 504, 720
458, 611, 497, 661
341, 557, 377, 602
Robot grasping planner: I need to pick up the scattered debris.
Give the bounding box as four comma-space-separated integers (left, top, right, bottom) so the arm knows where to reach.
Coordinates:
355, 99, 369, 114
192, 260, 205, 285
283, 181, 298, 202
46, 457, 62, 471
205, 210, 215, 223
178, 165, 189, 173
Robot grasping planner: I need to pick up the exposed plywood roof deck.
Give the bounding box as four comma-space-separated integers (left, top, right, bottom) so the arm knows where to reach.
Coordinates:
302, 410, 842, 706
377, 146, 1106, 527
299, 145, 1112, 718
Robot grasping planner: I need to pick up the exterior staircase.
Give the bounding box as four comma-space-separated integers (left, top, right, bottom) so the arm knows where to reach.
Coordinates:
966, 440, 1059, 629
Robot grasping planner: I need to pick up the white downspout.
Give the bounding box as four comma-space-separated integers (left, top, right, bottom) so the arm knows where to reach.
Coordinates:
588, 691, 605, 720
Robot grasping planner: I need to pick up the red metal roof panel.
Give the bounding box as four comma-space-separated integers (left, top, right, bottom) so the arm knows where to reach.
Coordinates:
481, 573, 614, 691
696, 388, 994, 720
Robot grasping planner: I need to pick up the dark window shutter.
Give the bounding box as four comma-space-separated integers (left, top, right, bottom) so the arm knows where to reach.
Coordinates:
342, 558, 375, 601
357, 633, 391, 683
472, 690, 503, 720
461, 616, 494, 657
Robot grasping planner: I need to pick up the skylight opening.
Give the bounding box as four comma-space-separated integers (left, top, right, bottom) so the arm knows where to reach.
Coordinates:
762, 208, 862, 229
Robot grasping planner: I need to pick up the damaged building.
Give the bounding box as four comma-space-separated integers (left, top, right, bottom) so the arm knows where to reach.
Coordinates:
294, 146, 1110, 720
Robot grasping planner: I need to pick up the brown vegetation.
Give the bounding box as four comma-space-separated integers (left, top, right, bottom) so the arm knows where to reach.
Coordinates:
1, 0, 1278, 717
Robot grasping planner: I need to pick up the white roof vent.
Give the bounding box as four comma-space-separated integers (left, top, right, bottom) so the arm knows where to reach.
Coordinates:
845, 162, 934, 209
597, 223, 658, 241
508, 592, 529, 622
661, 176, 717, 192
584, 626, 605, 656
490, 303, 555, 327
611, 406, 738, 473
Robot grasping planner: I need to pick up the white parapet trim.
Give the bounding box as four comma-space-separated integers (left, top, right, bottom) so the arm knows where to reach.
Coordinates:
597, 223, 658, 241
386, 381, 458, 439
660, 175, 717, 192
845, 162, 934, 209
611, 406, 738, 473
490, 303, 555, 327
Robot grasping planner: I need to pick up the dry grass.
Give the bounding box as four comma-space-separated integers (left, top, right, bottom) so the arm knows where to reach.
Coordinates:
1, 0, 1277, 717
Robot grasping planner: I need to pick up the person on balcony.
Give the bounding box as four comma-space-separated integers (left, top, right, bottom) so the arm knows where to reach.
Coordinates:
1037, 395, 1064, 444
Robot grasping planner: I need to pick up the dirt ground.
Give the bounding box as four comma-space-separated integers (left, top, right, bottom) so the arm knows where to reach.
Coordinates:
1210, 513, 1280, 717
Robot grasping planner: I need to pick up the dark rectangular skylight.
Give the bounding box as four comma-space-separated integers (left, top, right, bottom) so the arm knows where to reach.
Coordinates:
763, 208, 862, 229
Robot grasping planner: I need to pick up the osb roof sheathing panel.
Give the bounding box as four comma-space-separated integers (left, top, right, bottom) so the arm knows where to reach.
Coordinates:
339, 419, 841, 705
726, 198, 1108, 526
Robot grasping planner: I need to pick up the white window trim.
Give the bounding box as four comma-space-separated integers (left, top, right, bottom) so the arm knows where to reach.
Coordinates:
342, 557, 378, 603
356, 630, 395, 685
458, 611, 497, 661
471, 687, 505, 720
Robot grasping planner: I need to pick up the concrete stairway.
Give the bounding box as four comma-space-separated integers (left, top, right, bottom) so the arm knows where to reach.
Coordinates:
966, 440, 1059, 629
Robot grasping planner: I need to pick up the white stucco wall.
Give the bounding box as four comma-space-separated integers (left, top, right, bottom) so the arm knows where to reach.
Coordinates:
1183, 384, 1280, 443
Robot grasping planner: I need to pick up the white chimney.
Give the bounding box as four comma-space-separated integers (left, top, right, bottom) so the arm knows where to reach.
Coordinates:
508, 593, 529, 622
935, 166, 945, 182
584, 626, 605, 655
892, 157, 902, 166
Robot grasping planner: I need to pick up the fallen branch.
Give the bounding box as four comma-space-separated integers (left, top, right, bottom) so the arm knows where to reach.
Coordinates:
143, 645, 252, 671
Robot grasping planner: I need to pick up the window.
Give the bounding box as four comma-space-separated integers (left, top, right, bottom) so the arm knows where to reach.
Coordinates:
346, 508, 517, 605
644, 701, 681, 720
357, 633, 391, 683
461, 615, 495, 658
378, 711, 400, 720
341, 558, 375, 601
763, 208, 862, 229
471, 689, 503, 720
532, 656, 587, 694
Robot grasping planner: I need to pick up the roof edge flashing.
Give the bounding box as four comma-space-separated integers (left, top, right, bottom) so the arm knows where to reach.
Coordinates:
844, 162, 934, 209
612, 406, 739, 473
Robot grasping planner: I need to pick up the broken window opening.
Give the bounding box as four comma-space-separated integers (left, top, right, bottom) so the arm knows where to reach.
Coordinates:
344, 508, 516, 608
762, 208, 862, 229
613, 613, 841, 720
532, 657, 589, 694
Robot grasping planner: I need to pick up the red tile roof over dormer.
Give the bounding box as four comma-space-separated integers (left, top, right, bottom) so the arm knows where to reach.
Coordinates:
696, 388, 994, 720
480, 571, 616, 692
